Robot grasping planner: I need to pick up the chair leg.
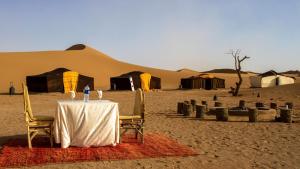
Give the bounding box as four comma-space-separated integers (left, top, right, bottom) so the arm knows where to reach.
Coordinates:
135, 129, 138, 139
119, 127, 122, 143
27, 128, 32, 149
120, 128, 128, 143
141, 128, 144, 144
50, 125, 53, 147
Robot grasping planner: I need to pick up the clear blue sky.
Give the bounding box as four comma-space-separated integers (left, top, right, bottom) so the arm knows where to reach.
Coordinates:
0, 0, 299, 72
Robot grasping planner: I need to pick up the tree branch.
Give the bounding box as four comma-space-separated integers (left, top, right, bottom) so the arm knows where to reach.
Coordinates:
240, 56, 250, 62
235, 49, 240, 56
234, 56, 237, 70
226, 49, 250, 96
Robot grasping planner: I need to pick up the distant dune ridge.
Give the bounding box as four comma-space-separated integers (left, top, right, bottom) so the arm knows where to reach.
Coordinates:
281, 70, 300, 77
203, 68, 248, 74
176, 68, 200, 74
65, 44, 87, 50
281, 70, 300, 74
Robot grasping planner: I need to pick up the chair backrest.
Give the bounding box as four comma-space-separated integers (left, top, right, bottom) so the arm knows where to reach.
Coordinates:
22, 83, 35, 122
133, 88, 145, 119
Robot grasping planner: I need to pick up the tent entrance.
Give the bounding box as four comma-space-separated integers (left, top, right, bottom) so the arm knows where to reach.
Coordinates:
275, 77, 279, 86
110, 78, 132, 90
205, 79, 213, 90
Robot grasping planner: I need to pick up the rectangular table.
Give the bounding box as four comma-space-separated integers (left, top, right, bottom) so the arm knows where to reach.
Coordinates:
54, 100, 119, 148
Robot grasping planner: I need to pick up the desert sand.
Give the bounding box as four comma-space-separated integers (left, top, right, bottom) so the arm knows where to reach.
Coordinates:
0, 82, 299, 168
0, 45, 299, 168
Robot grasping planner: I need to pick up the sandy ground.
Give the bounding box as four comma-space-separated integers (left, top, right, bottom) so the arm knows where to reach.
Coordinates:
0, 83, 299, 169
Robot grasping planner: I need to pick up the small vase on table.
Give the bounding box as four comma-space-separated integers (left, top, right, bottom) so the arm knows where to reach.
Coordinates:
70, 91, 76, 100
97, 90, 103, 100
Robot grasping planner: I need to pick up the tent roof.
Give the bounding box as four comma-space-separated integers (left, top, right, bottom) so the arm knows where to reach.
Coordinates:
259, 70, 278, 77
120, 71, 144, 78
113, 71, 160, 79
185, 73, 224, 80
27, 68, 94, 79
198, 73, 215, 78
28, 68, 70, 77
259, 70, 295, 79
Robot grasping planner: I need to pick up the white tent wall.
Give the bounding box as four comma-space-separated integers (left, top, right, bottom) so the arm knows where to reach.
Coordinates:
278, 75, 295, 85
261, 76, 277, 88
250, 74, 295, 88
250, 76, 262, 88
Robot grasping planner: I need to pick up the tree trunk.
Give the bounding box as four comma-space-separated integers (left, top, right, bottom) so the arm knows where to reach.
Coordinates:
228, 50, 249, 97
233, 69, 242, 96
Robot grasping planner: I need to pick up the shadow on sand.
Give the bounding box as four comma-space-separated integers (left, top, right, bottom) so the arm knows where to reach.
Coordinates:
0, 93, 22, 95
164, 112, 300, 123
0, 134, 26, 147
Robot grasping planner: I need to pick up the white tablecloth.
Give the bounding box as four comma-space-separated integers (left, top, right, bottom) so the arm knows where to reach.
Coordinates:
54, 100, 119, 148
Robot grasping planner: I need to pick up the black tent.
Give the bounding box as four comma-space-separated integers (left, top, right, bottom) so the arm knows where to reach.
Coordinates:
26, 68, 94, 93
110, 71, 161, 90
181, 77, 206, 89
181, 75, 225, 90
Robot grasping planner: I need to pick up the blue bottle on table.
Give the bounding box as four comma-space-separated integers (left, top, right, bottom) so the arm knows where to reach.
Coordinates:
83, 85, 90, 102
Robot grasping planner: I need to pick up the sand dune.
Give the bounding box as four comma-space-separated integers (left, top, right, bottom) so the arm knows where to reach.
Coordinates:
0, 44, 255, 93
177, 68, 200, 74
0, 44, 203, 93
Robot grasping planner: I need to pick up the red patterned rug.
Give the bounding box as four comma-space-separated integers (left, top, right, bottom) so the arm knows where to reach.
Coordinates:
0, 133, 198, 167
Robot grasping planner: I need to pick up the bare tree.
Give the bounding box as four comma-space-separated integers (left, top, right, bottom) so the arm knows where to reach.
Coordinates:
227, 49, 250, 96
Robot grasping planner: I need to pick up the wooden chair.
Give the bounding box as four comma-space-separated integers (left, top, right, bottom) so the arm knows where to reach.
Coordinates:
22, 83, 54, 148
120, 88, 145, 143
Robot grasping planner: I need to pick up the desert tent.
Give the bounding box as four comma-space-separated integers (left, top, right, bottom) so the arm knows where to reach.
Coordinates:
110, 71, 161, 90
181, 74, 225, 90
250, 70, 295, 88
26, 68, 94, 92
